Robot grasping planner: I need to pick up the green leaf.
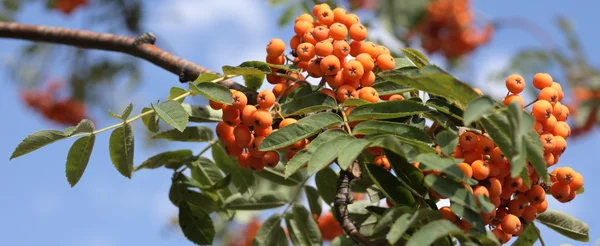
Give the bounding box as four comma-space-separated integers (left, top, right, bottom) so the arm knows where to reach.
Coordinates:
405, 220, 463, 246
379, 66, 480, 108
153, 101, 189, 132
252, 213, 288, 246
425, 111, 459, 132
365, 164, 416, 207
285, 204, 322, 246
213, 142, 254, 194
415, 153, 472, 184
389, 209, 443, 244
189, 82, 233, 105
426, 98, 464, 121
372, 80, 412, 96
348, 100, 430, 121
223, 61, 271, 75
284, 129, 348, 178
331, 235, 359, 246
169, 87, 188, 103
152, 126, 213, 142
65, 134, 96, 187
525, 130, 550, 183
10, 130, 66, 160
260, 112, 343, 151
182, 104, 223, 122
135, 150, 193, 171
374, 206, 416, 233
352, 121, 432, 143
280, 92, 337, 117
424, 174, 478, 212
191, 157, 234, 201
64, 119, 95, 136
305, 186, 323, 218
315, 167, 338, 205
111, 103, 134, 120
178, 202, 215, 245
343, 98, 370, 107
450, 203, 486, 232
338, 139, 372, 170
255, 167, 303, 186
278, 4, 297, 26
477, 194, 495, 214
512, 223, 539, 246
243, 74, 265, 91
436, 130, 458, 156
367, 135, 436, 162
536, 210, 589, 242
308, 134, 354, 174
141, 107, 159, 133
463, 95, 495, 126
401, 48, 430, 68
385, 150, 427, 196
194, 73, 221, 83
223, 191, 288, 210
109, 124, 134, 178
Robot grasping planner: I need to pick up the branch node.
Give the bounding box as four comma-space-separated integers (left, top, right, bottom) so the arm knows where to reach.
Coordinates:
132, 32, 156, 45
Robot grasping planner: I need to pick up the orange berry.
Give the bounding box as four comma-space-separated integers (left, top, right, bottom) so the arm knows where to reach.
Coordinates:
311, 26, 329, 42
209, 100, 223, 110
250, 136, 266, 157
376, 45, 390, 56
241, 105, 257, 126
279, 118, 297, 128
233, 125, 253, 148
316, 8, 334, 26
289, 35, 302, 50
473, 185, 490, 200
302, 28, 317, 45
528, 184, 546, 205
216, 121, 234, 139
487, 177, 503, 197
332, 7, 348, 24
325, 72, 345, 89
359, 71, 376, 87
257, 90, 276, 109
355, 53, 375, 71
506, 176, 524, 191
457, 162, 473, 178
373, 155, 390, 170
224, 143, 243, 157
531, 100, 553, 121
295, 13, 314, 23
439, 206, 457, 222
360, 41, 378, 59
462, 151, 483, 164
538, 87, 559, 105
266, 54, 285, 66
336, 84, 358, 103
289, 139, 308, 152
349, 23, 368, 41
553, 121, 571, 138
254, 126, 273, 137
505, 74, 525, 94
332, 40, 351, 59
307, 58, 325, 78
266, 38, 286, 58
569, 172, 584, 191
534, 121, 543, 133
534, 199, 548, 213
344, 13, 360, 28
492, 228, 512, 244
544, 152, 555, 167
315, 40, 334, 57
557, 105, 570, 121
556, 167, 575, 185
471, 160, 490, 180
502, 94, 524, 108
490, 147, 506, 165
542, 115, 557, 132
320, 88, 336, 98
297, 42, 316, 61
329, 22, 348, 40
553, 135, 566, 155
550, 182, 571, 201
294, 20, 313, 36
358, 86, 379, 103
231, 91, 248, 110
459, 132, 480, 151
248, 155, 266, 171
253, 109, 273, 128
388, 94, 405, 101
312, 3, 329, 16
532, 73, 553, 89
319, 55, 341, 75
222, 105, 240, 124
286, 150, 298, 160
508, 199, 526, 216
522, 205, 537, 222
262, 151, 280, 168
501, 214, 522, 235
539, 132, 556, 152
376, 53, 396, 71
343, 60, 365, 81
475, 136, 494, 155
551, 82, 564, 101
349, 41, 362, 57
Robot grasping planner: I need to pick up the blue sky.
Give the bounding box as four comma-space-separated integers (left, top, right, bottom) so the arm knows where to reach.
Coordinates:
0, 0, 597, 245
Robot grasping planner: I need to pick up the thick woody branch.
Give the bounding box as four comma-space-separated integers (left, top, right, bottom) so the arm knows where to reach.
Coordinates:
0, 22, 247, 92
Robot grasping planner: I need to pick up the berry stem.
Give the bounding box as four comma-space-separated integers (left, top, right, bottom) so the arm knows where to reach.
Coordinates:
339, 106, 353, 135
524, 99, 538, 108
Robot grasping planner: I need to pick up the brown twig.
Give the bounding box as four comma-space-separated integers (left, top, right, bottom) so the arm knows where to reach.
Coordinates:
0, 22, 248, 92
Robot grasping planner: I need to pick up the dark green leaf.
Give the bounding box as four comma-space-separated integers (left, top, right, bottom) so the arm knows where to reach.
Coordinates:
424, 174, 478, 212
348, 100, 430, 121
212, 174, 232, 190
415, 153, 472, 184
338, 139, 371, 170
182, 104, 223, 122
401, 48, 430, 68
365, 164, 416, 207
285, 204, 322, 246
405, 220, 463, 246
223, 191, 288, 210
10, 130, 66, 159
65, 134, 96, 187
436, 130, 458, 156
169, 87, 187, 103
191, 157, 234, 201
64, 119, 95, 136
426, 98, 464, 121
525, 130, 550, 183
389, 209, 442, 244
385, 150, 428, 196
109, 124, 134, 178
284, 129, 348, 177
141, 107, 159, 133
331, 235, 358, 246
280, 92, 337, 117
343, 98, 370, 107
463, 95, 495, 126
352, 121, 432, 143
152, 126, 213, 142
477, 194, 495, 214
512, 223, 539, 246
308, 134, 354, 174
424, 111, 459, 132
135, 150, 193, 171
255, 167, 303, 186
194, 72, 221, 83
179, 202, 215, 245
243, 74, 265, 91
305, 186, 323, 219
374, 206, 416, 233
153, 101, 189, 132
367, 135, 436, 162
213, 142, 254, 194
223, 61, 271, 75
190, 82, 233, 105
372, 80, 412, 96
536, 210, 589, 242
112, 103, 133, 120
315, 167, 338, 205
252, 213, 288, 246
260, 112, 343, 151
450, 203, 486, 232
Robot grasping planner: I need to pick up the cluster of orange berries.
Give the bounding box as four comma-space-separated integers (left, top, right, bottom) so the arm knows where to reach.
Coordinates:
54, 0, 88, 15
411, 0, 493, 59
21, 81, 89, 126
414, 73, 583, 244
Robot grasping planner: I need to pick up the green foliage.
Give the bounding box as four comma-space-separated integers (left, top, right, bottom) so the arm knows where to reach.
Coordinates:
152, 101, 189, 132
10, 130, 66, 160
109, 124, 134, 178
152, 126, 213, 142
65, 134, 96, 187
280, 92, 337, 117
178, 202, 215, 245
252, 213, 288, 246
347, 99, 431, 121
536, 210, 590, 242
260, 112, 343, 151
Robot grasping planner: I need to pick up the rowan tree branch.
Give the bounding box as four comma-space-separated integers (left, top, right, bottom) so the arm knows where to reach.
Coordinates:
0, 22, 248, 92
